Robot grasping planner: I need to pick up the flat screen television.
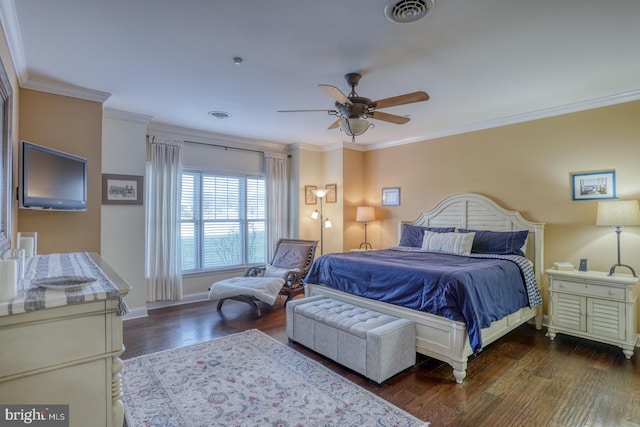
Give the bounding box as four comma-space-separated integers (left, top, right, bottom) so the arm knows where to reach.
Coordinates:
20, 141, 87, 211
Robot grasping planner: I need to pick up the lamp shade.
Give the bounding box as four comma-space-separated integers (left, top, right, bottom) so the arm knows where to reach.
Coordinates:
339, 118, 371, 136
356, 206, 376, 222
312, 188, 330, 198
596, 200, 640, 226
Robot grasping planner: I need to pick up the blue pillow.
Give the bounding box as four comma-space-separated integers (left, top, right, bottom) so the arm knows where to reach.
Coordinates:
399, 224, 456, 248
457, 229, 529, 256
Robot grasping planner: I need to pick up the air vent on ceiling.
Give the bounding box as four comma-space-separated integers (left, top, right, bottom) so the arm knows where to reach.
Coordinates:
384, 0, 434, 24
208, 111, 231, 120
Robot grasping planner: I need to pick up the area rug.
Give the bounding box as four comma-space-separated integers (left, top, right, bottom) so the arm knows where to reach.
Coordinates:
122, 329, 427, 427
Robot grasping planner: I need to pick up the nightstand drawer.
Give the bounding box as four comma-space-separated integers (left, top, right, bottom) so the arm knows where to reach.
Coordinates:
553, 279, 625, 301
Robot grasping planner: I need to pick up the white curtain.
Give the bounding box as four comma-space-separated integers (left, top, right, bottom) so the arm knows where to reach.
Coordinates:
265, 152, 289, 261
145, 137, 183, 301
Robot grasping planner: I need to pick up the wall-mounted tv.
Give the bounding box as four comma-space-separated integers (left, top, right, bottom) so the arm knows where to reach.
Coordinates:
20, 141, 87, 211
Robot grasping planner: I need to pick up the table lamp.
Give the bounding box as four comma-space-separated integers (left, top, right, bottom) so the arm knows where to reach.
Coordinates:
596, 199, 640, 277
356, 206, 375, 250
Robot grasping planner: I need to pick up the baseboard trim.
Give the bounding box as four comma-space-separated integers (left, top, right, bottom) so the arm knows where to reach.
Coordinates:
124, 306, 149, 320
124, 292, 210, 321
146, 292, 210, 311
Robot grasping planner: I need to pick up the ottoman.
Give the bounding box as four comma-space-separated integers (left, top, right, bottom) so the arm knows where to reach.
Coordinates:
286, 295, 416, 384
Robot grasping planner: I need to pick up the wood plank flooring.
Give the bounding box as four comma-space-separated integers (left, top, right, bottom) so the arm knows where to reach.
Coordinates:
122, 298, 640, 427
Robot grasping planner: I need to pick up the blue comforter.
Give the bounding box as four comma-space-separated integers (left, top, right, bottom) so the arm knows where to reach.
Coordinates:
304, 248, 534, 354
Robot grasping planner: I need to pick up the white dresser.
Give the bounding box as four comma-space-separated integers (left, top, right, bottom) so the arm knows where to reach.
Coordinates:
0, 253, 130, 427
546, 268, 639, 359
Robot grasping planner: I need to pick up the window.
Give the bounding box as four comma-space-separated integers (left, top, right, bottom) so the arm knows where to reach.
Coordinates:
181, 170, 265, 272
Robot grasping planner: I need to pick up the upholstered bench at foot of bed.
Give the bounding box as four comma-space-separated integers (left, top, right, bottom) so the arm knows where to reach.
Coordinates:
286, 295, 416, 384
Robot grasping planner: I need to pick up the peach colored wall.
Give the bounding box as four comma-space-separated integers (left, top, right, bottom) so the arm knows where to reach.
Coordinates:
18, 89, 102, 254
363, 100, 640, 320
322, 148, 343, 254
343, 148, 366, 251
297, 146, 347, 255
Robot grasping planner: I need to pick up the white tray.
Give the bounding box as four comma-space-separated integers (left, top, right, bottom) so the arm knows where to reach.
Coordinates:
32, 276, 96, 290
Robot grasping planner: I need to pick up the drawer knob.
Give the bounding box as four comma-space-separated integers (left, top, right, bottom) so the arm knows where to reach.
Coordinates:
608, 290, 614, 296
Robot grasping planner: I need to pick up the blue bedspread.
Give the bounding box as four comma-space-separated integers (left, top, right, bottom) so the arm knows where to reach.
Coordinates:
304, 248, 537, 354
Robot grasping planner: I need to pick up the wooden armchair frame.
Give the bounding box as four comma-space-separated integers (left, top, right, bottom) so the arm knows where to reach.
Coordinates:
214, 238, 318, 315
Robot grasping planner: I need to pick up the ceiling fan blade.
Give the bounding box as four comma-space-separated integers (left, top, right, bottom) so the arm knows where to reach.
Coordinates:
372, 91, 429, 109
328, 118, 342, 130
277, 109, 335, 113
319, 84, 353, 105
371, 111, 410, 125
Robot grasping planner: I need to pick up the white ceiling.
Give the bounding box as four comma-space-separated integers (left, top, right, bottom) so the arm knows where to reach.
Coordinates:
2, 0, 640, 149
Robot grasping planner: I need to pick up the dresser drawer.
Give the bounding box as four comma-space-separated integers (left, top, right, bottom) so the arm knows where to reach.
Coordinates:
552, 279, 625, 301
0, 303, 108, 379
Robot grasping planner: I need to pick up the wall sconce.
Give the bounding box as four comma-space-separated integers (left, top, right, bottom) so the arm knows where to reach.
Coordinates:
311, 188, 332, 255
356, 206, 376, 250
596, 199, 640, 277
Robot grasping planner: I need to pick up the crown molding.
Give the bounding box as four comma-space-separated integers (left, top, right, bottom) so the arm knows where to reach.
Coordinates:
21, 78, 111, 103
342, 141, 367, 152
0, 0, 27, 84
0, 1, 110, 102
104, 108, 153, 124
367, 89, 640, 151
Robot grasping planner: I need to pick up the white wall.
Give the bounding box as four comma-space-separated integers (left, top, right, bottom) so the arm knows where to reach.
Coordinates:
101, 110, 150, 318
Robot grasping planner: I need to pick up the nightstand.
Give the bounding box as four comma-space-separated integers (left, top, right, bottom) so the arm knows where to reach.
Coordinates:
546, 269, 639, 359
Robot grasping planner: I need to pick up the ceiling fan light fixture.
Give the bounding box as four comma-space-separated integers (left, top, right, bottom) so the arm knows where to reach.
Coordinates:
384, 0, 434, 24
339, 118, 372, 137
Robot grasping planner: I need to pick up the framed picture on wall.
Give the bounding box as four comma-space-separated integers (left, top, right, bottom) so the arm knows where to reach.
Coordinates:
382, 187, 401, 206
304, 185, 317, 205
571, 170, 616, 201
102, 174, 144, 205
325, 184, 337, 203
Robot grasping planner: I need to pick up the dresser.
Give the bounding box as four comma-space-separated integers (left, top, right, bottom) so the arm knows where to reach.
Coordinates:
0, 253, 131, 427
546, 268, 639, 359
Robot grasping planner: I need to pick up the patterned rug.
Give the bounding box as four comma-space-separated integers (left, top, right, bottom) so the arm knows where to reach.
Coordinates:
122, 329, 427, 427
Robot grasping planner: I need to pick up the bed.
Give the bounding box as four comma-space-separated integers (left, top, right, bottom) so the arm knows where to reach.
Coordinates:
303, 192, 544, 383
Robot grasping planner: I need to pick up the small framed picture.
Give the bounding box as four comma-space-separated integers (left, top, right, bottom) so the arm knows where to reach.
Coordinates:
382, 187, 401, 206
571, 170, 616, 201
325, 184, 337, 203
304, 185, 317, 205
102, 174, 143, 205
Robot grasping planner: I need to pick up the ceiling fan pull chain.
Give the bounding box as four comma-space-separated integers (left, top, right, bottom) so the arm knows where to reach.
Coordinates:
346, 119, 355, 143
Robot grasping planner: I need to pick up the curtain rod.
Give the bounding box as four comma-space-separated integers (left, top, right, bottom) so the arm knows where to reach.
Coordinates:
147, 135, 290, 157
184, 139, 265, 155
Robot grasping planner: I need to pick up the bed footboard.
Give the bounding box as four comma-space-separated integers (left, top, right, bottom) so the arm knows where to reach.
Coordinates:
305, 283, 537, 384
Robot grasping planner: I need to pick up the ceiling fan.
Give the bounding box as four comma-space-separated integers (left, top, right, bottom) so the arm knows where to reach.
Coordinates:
278, 73, 429, 142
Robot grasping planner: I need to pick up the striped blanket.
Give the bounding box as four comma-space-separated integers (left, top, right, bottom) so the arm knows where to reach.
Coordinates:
0, 252, 128, 316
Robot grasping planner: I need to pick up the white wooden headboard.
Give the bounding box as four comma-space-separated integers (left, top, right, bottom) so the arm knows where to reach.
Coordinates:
399, 193, 545, 287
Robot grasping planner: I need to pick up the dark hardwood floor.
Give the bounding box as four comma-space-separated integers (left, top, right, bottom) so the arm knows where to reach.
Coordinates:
122, 298, 640, 427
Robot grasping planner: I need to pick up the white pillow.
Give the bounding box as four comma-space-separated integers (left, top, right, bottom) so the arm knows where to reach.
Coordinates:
263, 265, 298, 279
421, 230, 475, 256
